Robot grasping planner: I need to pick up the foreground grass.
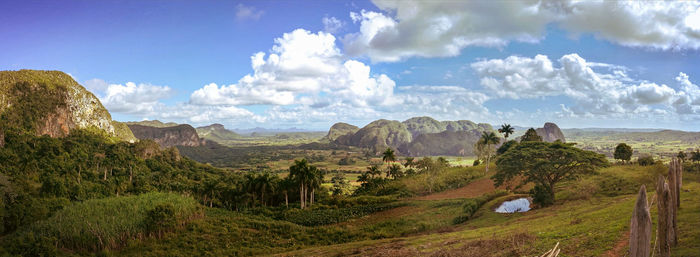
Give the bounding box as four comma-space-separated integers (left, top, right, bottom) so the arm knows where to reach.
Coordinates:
1, 192, 201, 255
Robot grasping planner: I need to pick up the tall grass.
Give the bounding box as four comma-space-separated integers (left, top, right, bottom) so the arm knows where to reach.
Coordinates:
4, 192, 201, 254
401, 165, 485, 195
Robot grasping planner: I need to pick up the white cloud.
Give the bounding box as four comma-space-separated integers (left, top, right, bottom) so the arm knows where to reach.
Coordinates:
344, 0, 700, 62
189, 29, 398, 108
83, 78, 109, 95
100, 82, 173, 115
471, 53, 700, 118
323, 16, 344, 33
236, 3, 263, 21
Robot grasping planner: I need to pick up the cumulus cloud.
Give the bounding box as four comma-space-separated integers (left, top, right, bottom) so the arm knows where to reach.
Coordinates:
100, 82, 173, 115
83, 78, 110, 95
471, 53, 700, 117
235, 3, 263, 21
345, 0, 700, 62
189, 29, 398, 108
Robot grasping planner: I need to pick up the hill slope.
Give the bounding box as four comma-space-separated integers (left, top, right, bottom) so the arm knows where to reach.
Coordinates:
128, 124, 205, 147
0, 69, 135, 142
196, 123, 240, 142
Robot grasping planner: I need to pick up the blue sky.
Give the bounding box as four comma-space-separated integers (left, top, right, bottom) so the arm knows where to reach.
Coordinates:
1, 0, 700, 130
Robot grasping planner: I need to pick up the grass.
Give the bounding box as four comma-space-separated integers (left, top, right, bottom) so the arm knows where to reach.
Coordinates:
1, 192, 201, 254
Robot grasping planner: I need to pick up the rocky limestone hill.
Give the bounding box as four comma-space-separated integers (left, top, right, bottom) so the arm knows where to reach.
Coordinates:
128, 124, 205, 147
347, 119, 412, 154
330, 117, 495, 155
325, 122, 359, 141
536, 122, 566, 142
196, 123, 240, 142
0, 70, 136, 142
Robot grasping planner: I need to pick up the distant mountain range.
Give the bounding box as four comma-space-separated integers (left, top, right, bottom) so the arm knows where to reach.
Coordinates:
327, 116, 565, 156
232, 127, 322, 135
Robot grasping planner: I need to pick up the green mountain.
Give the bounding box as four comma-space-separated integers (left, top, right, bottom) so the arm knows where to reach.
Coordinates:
330, 117, 497, 156
325, 122, 359, 141
196, 123, 241, 141
347, 119, 412, 154
0, 70, 136, 142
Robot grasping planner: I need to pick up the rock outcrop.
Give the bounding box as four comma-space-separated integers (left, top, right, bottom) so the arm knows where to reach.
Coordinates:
536, 122, 566, 142
196, 123, 240, 142
347, 119, 412, 154
325, 122, 359, 141
128, 124, 205, 147
0, 70, 135, 141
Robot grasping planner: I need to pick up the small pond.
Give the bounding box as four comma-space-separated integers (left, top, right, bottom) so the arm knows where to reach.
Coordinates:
495, 198, 531, 213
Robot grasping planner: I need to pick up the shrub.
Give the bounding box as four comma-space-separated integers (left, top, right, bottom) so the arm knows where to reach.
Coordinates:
452, 190, 509, 224
530, 185, 554, 207
637, 155, 655, 166
472, 159, 480, 166
3, 192, 201, 254
277, 203, 404, 226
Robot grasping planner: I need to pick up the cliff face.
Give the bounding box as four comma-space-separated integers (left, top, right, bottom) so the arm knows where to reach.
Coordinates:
128, 124, 205, 147
536, 122, 566, 142
0, 70, 135, 141
196, 123, 240, 142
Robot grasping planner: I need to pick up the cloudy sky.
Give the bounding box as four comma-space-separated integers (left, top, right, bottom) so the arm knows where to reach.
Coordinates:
2, 0, 700, 130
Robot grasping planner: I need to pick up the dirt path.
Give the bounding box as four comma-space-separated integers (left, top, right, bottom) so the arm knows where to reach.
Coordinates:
413, 177, 498, 200
603, 231, 630, 257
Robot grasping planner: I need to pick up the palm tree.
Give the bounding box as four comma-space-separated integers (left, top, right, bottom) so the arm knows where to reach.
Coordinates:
403, 157, 415, 168
498, 124, 514, 139
288, 159, 320, 209
382, 148, 396, 164
366, 165, 382, 179
387, 164, 403, 179
478, 132, 500, 172
279, 177, 294, 208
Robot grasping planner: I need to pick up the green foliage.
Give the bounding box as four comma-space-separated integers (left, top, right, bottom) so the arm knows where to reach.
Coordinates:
530, 185, 554, 207
613, 143, 633, 163
2, 193, 200, 254
276, 203, 403, 226
637, 154, 655, 166
472, 159, 480, 166
496, 140, 518, 155
520, 128, 542, 142
498, 124, 515, 139
331, 172, 351, 196
493, 141, 609, 204
452, 190, 509, 224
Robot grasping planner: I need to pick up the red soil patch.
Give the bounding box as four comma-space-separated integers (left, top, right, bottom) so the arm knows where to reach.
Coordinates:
603, 230, 630, 257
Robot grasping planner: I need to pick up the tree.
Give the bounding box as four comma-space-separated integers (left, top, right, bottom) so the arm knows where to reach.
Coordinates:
498, 124, 515, 139
677, 151, 686, 162
520, 128, 542, 142
496, 140, 518, 155
330, 172, 350, 196
403, 157, 415, 168
613, 143, 633, 164
691, 149, 700, 163
382, 148, 396, 164
476, 132, 500, 172
492, 141, 609, 206
387, 164, 403, 179
288, 159, 320, 209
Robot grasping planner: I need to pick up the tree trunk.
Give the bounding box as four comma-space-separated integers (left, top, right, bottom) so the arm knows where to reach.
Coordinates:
300, 184, 305, 209
285, 192, 288, 208
78, 165, 81, 185
311, 188, 315, 206
629, 185, 651, 257
103, 168, 107, 181
657, 176, 671, 257
261, 191, 265, 207
485, 155, 490, 173
129, 165, 133, 183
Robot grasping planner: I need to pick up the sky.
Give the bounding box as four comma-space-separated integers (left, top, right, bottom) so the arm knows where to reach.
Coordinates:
1, 0, 700, 131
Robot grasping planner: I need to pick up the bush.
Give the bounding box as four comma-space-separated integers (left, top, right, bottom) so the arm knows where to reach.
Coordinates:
637, 155, 655, 166
277, 203, 404, 226
452, 190, 509, 224
472, 159, 480, 166
530, 185, 554, 207
2, 192, 201, 254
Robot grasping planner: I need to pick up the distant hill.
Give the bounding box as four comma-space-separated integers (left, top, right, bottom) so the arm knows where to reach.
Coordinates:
196, 124, 240, 142
233, 127, 320, 135
0, 70, 136, 142
325, 122, 359, 141
125, 120, 179, 128
330, 117, 498, 156
128, 124, 205, 147
510, 123, 566, 143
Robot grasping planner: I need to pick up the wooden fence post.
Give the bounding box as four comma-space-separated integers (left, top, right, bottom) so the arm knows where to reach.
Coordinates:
656, 175, 671, 257
629, 185, 651, 257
